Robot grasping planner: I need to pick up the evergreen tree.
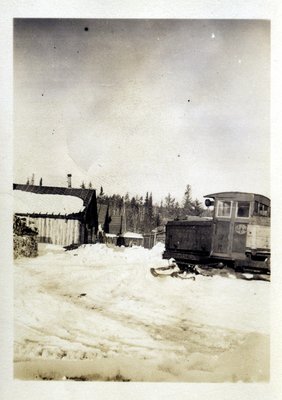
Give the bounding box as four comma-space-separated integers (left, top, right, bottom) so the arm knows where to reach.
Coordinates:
143, 192, 150, 232
144, 192, 149, 208
174, 201, 181, 219
182, 184, 194, 217
164, 193, 176, 219
123, 192, 129, 204
155, 213, 161, 228
89, 181, 92, 189
80, 181, 85, 189
117, 196, 124, 213
129, 196, 139, 232
148, 193, 154, 231
39, 177, 43, 186
192, 199, 204, 216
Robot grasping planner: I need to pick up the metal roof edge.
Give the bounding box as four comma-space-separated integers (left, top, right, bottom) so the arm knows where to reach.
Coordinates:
204, 191, 270, 202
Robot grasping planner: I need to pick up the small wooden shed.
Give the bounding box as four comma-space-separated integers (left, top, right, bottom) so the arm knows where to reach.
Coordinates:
118, 231, 144, 247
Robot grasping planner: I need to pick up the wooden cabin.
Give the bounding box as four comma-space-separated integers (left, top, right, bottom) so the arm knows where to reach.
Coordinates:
13, 183, 98, 246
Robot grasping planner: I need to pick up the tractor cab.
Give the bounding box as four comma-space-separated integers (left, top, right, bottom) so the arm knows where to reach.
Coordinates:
204, 192, 270, 262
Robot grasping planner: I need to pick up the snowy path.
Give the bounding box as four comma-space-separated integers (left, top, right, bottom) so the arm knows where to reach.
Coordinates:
14, 243, 270, 382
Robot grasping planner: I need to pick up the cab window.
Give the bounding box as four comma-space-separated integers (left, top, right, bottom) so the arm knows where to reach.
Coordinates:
254, 201, 270, 217
236, 201, 250, 218
217, 200, 232, 217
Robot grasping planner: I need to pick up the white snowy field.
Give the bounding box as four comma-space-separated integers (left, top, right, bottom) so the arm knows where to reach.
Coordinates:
14, 243, 270, 382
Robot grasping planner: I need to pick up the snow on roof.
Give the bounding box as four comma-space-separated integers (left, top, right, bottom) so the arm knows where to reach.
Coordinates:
122, 231, 144, 239
14, 190, 85, 215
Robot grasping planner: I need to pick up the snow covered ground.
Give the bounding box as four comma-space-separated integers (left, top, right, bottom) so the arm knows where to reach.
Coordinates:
14, 243, 270, 382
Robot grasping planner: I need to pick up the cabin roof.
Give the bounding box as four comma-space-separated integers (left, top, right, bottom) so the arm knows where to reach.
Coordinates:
97, 203, 109, 226
13, 184, 96, 206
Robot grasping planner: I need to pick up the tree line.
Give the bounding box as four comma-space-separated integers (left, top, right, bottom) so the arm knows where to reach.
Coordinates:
96, 184, 210, 234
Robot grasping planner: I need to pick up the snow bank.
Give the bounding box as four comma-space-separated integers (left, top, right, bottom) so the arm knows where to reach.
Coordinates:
14, 243, 270, 382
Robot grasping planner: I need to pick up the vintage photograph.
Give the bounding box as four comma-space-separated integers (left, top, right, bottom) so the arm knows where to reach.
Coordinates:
13, 18, 270, 382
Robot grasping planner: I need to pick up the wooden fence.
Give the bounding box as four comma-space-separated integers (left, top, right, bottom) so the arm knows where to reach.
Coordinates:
143, 233, 165, 249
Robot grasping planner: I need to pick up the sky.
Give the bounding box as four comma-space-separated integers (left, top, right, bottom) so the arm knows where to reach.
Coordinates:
14, 19, 270, 204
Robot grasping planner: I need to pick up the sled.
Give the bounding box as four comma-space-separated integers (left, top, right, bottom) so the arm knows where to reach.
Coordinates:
150, 263, 270, 281
150, 266, 196, 280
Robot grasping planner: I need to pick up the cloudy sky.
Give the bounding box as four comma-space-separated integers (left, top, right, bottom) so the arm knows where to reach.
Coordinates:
14, 19, 270, 203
